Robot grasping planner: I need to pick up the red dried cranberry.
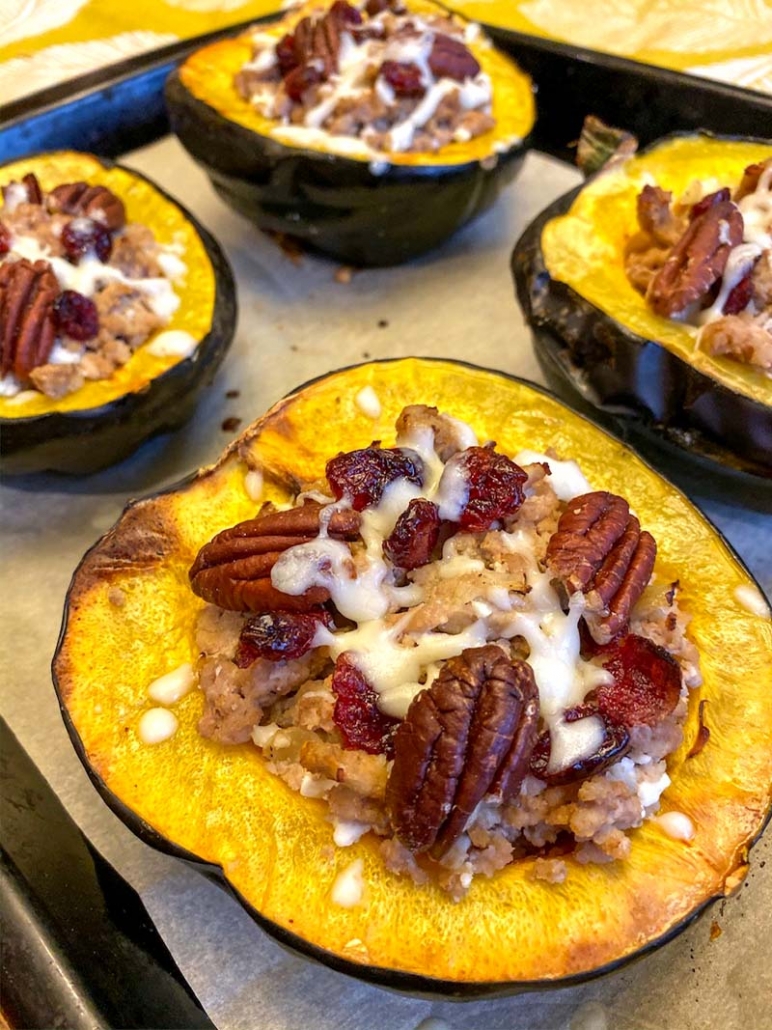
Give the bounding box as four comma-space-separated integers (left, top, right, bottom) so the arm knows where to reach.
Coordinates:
365, 0, 405, 12
276, 32, 298, 76
594, 633, 682, 729
690, 188, 731, 221
383, 499, 440, 569
61, 217, 112, 264
723, 270, 754, 315
329, 0, 362, 25
380, 60, 425, 98
234, 609, 332, 666
22, 173, 43, 205
578, 619, 623, 658
0, 222, 10, 256
428, 34, 480, 81
332, 653, 398, 756
529, 719, 630, 786
326, 446, 424, 511
284, 63, 324, 102
441, 446, 528, 532
54, 290, 99, 341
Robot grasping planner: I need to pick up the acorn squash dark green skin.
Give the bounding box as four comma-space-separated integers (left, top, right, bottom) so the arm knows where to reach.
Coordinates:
51, 358, 772, 998
164, 71, 530, 267
0, 158, 237, 476
512, 185, 772, 488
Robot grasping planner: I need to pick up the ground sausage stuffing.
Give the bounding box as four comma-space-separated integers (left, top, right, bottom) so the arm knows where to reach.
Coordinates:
188, 405, 702, 900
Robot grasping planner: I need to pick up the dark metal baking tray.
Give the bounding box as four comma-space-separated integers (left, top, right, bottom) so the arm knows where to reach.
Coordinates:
0, 718, 215, 1029
1, 13, 770, 164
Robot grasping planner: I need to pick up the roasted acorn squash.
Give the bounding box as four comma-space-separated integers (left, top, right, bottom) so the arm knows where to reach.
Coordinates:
1, 151, 237, 475
165, 0, 535, 266
512, 133, 772, 485
53, 358, 771, 994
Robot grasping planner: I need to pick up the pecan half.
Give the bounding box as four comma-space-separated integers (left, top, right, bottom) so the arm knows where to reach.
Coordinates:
2, 173, 43, 207
0, 258, 59, 381
189, 501, 361, 612
49, 182, 126, 232
546, 491, 656, 644
735, 158, 772, 202
647, 200, 744, 317
292, 1, 361, 80
636, 184, 683, 247
386, 646, 539, 855
428, 33, 480, 82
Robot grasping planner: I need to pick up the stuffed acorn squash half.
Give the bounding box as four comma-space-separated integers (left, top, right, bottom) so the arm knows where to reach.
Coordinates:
512, 133, 772, 484
54, 359, 771, 995
165, 0, 535, 266
0, 151, 237, 474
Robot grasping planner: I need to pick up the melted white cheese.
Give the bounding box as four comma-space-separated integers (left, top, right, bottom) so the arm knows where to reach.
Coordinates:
147, 662, 196, 705
354, 384, 382, 419
331, 858, 365, 907
138, 708, 178, 744
514, 449, 591, 501
3, 182, 28, 213
656, 810, 695, 841
734, 583, 770, 618
145, 330, 196, 358
244, 469, 264, 503
333, 819, 370, 846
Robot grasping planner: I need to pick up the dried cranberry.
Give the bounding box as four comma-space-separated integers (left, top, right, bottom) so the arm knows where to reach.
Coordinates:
594, 633, 682, 728
529, 719, 630, 786
383, 499, 440, 569
690, 188, 731, 221
329, 0, 362, 25
54, 290, 99, 341
723, 270, 754, 315
61, 217, 112, 264
578, 619, 623, 658
380, 60, 425, 98
0, 222, 10, 255
332, 653, 398, 756
234, 609, 332, 666
283, 63, 324, 102
326, 446, 424, 511
22, 173, 43, 205
440, 446, 528, 532
366, 0, 405, 12
276, 32, 298, 76
428, 34, 480, 82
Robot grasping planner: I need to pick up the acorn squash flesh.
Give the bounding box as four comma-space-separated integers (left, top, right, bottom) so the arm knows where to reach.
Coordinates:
53, 359, 772, 992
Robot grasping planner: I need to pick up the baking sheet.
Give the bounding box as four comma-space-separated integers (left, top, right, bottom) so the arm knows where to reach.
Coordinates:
1, 137, 770, 1029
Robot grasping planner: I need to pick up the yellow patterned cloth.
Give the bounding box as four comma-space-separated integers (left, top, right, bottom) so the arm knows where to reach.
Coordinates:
1, 0, 771, 105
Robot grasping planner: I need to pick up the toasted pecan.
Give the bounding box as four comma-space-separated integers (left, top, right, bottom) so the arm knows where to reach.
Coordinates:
546, 491, 656, 644
647, 200, 744, 317
0, 257, 59, 381
49, 182, 126, 232
189, 501, 361, 612
386, 646, 539, 855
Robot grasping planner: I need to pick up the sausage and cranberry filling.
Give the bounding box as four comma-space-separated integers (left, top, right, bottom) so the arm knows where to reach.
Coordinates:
182, 405, 702, 898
